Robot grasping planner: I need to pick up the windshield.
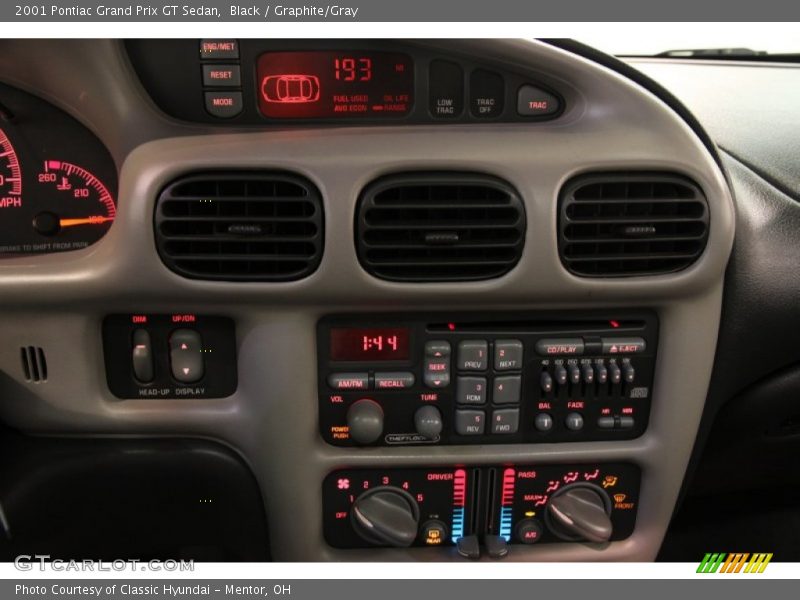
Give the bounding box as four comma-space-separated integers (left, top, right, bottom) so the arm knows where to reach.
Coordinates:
578, 33, 798, 57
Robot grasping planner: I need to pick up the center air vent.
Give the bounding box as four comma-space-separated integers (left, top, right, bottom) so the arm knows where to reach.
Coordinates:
559, 173, 709, 277
356, 174, 526, 282
155, 172, 323, 281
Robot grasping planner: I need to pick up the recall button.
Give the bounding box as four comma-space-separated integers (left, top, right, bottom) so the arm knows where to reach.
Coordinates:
327, 373, 370, 391
202, 64, 241, 87
535, 338, 585, 356
374, 372, 415, 390
517, 85, 560, 117
204, 91, 243, 118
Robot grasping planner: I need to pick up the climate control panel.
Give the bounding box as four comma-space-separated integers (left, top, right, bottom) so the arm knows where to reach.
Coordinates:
318, 312, 657, 446
323, 463, 640, 553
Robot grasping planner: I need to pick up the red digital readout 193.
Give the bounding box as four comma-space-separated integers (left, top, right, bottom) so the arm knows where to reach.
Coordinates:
256, 51, 414, 119
329, 328, 411, 361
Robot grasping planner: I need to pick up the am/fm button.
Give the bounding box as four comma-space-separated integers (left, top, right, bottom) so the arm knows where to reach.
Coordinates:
517, 84, 560, 117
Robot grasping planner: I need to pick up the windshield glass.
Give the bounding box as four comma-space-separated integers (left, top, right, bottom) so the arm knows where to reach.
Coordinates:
577, 33, 798, 57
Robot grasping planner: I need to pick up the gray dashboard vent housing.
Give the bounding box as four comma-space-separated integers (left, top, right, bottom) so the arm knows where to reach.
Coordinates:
356, 173, 526, 282
155, 172, 323, 281
559, 173, 709, 277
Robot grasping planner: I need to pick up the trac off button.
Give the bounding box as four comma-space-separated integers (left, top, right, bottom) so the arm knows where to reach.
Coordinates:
517, 85, 561, 117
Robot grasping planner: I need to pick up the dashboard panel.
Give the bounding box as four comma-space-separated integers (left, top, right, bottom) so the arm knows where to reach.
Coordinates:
0, 39, 736, 562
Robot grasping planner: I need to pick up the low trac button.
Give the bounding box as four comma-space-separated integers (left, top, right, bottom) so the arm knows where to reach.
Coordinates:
429, 59, 464, 119
374, 372, 415, 390
328, 372, 370, 390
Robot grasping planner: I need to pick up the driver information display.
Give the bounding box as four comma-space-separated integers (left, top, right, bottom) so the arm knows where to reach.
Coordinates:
256, 51, 414, 119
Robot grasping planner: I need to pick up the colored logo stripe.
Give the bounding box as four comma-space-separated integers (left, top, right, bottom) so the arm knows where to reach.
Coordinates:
697, 553, 773, 573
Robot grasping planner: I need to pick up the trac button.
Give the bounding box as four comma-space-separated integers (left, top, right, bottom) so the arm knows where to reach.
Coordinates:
517, 85, 561, 117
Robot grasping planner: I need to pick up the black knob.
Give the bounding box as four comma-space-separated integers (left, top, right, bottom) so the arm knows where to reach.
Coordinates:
414, 405, 443, 440
545, 482, 613, 542
346, 399, 384, 445
351, 486, 420, 547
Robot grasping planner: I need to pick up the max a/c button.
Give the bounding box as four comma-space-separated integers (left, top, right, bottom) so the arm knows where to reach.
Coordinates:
205, 91, 243, 118
517, 85, 560, 117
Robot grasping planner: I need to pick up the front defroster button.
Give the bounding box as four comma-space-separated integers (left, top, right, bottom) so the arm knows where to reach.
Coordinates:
170, 329, 204, 383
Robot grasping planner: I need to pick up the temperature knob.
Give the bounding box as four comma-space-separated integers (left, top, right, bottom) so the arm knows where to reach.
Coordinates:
545, 483, 613, 543
347, 399, 384, 445
351, 486, 420, 547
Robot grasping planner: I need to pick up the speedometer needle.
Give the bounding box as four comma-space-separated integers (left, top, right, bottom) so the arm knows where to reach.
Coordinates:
59, 216, 114, 227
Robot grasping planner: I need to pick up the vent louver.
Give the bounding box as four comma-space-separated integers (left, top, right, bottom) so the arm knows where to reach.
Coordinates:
155, 173, 323, 281
21, 346, 47, 383
559, 173, 709, 277
356, 174, 526, 282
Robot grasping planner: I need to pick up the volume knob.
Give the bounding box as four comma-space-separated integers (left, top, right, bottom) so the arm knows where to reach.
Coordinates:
347, 399, 384, 445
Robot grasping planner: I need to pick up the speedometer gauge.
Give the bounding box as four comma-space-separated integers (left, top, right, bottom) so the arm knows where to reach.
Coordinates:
0, 83, 117, 257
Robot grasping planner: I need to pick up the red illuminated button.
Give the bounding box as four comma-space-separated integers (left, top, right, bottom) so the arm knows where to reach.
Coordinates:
374, 372, 415, 389
535, 338, 585, 356
517, 85, 560, 117
199, 39, 239, 60
601, 337, 647, 355
202, 64, 241, 87
204, 91, 243, 118
327, 373, 370, 391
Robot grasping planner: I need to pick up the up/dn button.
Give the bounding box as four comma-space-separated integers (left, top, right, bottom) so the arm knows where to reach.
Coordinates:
170, 329, 204, 383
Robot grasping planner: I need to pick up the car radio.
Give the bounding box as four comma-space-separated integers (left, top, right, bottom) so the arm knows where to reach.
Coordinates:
317, 312, 657, 446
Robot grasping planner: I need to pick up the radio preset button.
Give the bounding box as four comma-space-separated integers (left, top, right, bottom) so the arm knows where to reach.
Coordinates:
535, 338, 585, 356
455, 410, 485, 435
328, 372, 370, 390
494, 339, 523, 370
374, 372, 415, 389
456, 376, 487, 405
493, 375, 521, 404
491, 408, 519, 434
457, 340, 488, 371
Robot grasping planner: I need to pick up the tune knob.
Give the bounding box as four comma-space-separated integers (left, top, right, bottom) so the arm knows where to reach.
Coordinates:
414, 405, 443, 440
351, 486, 421, 547
545, 483, 613, 542
347, 399, 384, 445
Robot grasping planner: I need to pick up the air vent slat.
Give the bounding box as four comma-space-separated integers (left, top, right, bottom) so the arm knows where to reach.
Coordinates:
155, 173, 323, 281
357, 174, 526, 282
559, 173, 709, 277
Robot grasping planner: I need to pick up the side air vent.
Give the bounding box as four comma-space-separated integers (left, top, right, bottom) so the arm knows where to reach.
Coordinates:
356, 174, 526, 282
155, 172, 323, 281
559, 173, 709, 277
21, 346, 47, 383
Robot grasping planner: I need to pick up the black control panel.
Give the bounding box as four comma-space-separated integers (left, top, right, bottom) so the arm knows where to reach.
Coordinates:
323, 463, 640, 553
125, 40, 564, 125
318, 312, 657, 446
103, 314, 237, 399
